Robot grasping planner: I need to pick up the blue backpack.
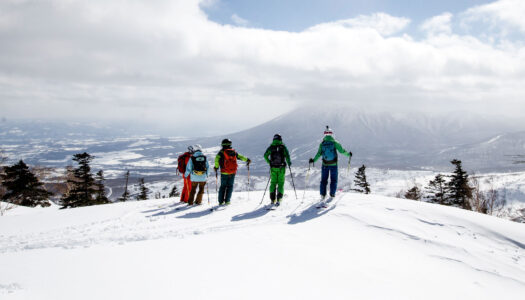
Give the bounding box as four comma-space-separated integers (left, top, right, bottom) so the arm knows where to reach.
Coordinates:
321, 141, 337, 164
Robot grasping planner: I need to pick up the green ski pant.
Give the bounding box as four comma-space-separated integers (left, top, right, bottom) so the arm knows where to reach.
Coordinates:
269, 167, 286, 200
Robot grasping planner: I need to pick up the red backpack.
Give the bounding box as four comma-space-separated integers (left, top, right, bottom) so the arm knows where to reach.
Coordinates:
177, 152, 191, 173
221, 149, 238, 174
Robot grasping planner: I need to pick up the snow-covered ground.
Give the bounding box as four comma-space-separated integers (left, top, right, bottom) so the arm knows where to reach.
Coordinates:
1, 191, 525, 299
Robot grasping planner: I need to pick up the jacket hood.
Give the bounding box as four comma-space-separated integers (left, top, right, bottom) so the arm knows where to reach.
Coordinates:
323, 135, 336, 142
271, 140, 283, 146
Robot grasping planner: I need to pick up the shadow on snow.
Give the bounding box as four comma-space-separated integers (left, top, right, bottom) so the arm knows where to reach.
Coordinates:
231, 206, 271, 222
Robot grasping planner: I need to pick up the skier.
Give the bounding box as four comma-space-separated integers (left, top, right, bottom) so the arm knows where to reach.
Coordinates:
263, 134, 291, 206
214, 139, 251, 205
184, 145, 210, 205
309, 126, 352, 199
177, 146, 194, 203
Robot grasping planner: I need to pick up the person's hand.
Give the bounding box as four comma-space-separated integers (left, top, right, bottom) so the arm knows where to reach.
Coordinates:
309, 158, 314, 164
247, 159, 251, 165
214, 167, 218, 172
349, 152, 353, 157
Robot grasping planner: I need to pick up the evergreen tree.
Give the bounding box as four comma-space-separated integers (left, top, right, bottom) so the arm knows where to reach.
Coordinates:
169, 185, 180, 197
94, 170, 110, 204
118, 170, 130, 202
353, 165, 371, 194
446, 159, 473, 210
1, 160, 52, 207
136, 178, 149, 200
61, 153, 97, 208
404, 185, 422, 200
425, 174, 447, 205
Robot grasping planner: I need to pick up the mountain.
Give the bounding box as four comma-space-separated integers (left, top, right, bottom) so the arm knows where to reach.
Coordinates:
199, 106, 525, 172
1, 192, 524, 299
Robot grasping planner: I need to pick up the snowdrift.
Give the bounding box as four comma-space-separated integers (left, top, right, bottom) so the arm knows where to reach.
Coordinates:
1, 192, 524, 299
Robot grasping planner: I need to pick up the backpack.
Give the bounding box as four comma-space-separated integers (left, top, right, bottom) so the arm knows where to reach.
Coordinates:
177, 152, 191, 173
269, 145, 286, 167
191, 155, 207, 176
221, 149, 238, 174
321, 140, 337, 164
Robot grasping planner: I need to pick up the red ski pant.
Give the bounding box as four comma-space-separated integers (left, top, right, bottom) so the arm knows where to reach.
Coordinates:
180, 175, 192, 203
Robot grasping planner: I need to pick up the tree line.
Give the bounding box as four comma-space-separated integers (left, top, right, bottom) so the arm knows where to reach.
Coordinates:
0, 152, 177, 211
353, 159, 509, 217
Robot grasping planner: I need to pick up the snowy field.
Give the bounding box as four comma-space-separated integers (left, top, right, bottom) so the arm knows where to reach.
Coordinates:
1, 191, 525, 299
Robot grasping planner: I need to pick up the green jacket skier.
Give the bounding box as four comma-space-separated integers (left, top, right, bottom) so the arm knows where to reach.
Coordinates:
309, 126, 352, 198
263, 134, 291, 205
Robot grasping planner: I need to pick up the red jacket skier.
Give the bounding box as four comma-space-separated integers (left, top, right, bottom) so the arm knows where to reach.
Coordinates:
177, 146, 195, 203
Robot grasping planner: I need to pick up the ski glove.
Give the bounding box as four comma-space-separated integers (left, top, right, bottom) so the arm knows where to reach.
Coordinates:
247, 159, 251, 165
349, 152, 353, 157
309, 158, 314, 164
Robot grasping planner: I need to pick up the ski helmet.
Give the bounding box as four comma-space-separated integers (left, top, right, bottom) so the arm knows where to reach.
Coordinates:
187, 145, 195, 153
221, 138, 232, 146
324, 125, 333, 136
193, 144, 202, 152
273, 134, 282, 141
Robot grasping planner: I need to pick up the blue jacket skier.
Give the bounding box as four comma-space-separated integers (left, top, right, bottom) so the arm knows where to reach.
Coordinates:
309, 126, 352, 199
184, 145, 210, 205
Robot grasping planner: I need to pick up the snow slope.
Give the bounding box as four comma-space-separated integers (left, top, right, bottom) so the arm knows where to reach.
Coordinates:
1, 192, 525, 299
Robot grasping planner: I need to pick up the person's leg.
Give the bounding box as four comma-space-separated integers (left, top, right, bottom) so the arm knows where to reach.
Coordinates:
329, 166, 338, 197
180, 175, 190, 203
320, 165, 329, 197
269, 168, 278, 203
276, 167, 286, 201
225, 174, 235, 203
196, 182, 205, 205
218, 174, 227, 204
188, 181, 198, 205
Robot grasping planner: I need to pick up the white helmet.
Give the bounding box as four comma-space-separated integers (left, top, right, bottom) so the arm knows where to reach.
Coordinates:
193, 144, 202, 152
324, 125, 333, 136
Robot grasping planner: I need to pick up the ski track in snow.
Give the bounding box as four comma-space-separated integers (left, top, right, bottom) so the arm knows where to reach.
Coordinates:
1, 191, 525, 299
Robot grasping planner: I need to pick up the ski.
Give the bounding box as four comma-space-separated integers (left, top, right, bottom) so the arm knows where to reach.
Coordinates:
266, 204, 276, 210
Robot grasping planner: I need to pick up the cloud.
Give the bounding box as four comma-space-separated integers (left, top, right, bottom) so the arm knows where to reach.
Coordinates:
308, 12, 410, 36
231, 13, 249, 26
463, 0, 525, 33
0, 0, 524, 135
421, 12, 453, 35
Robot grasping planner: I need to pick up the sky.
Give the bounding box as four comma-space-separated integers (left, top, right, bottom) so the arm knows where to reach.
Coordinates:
0, 0, 524, 136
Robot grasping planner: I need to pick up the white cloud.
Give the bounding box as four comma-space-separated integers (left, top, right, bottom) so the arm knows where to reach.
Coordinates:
421, 12, 453, 35
464, 0, 525, 33
231, 13, 249, 26
309, 13, 410, 36
0, 0, 524, 134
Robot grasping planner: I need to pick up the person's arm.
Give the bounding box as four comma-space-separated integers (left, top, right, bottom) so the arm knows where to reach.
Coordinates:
214, 151, 222, 170
236, 152, 248, 162
335, 141, 351, 157
263, 147, 271, 164
184, 159, 193, 178
284, 145, 292, 166
312, 143, 323, 163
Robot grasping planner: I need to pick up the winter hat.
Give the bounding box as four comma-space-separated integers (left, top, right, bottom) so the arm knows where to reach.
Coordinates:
193, 144, 202, 152
187, 145, 195, 153
273, 134, 282, 141
221, 138, 232, 146
323, 125, 333, 136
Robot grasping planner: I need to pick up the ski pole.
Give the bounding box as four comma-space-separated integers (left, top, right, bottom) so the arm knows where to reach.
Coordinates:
288, 165, 298, 200
247, 164, 250, 201
206, 180, 210, 205
302, 162, 311, 202
215, 170, 219, 204
259, 170, 271, 205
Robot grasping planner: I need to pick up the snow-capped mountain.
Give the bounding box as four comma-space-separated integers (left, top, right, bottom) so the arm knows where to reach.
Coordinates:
203, 106, 525, 172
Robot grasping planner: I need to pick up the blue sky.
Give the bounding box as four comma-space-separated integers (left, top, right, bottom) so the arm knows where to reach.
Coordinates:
204, 0, 494, 32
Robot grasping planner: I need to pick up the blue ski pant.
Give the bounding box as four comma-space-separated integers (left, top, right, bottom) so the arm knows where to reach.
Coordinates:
320, 165, 338, 197
218, 173, 235, 204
